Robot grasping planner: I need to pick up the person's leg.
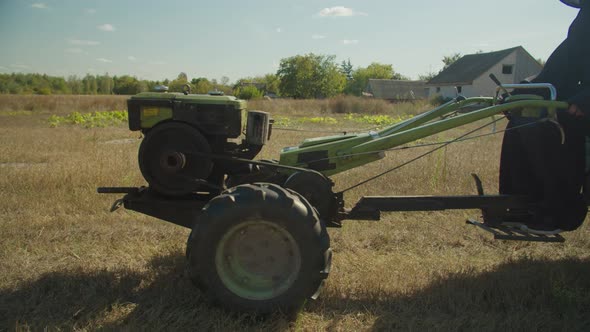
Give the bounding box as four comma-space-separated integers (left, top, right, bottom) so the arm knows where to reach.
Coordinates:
499, 119, 538, 198
513, 118, 587, 231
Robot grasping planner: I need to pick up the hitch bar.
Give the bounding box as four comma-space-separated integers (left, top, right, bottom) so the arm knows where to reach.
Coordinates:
348, 194, 528, 219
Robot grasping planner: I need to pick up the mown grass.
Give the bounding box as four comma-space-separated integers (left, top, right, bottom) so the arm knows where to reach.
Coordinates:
0, 94, 128, 115
249, 95, 430, 116
1, 95, 590, 331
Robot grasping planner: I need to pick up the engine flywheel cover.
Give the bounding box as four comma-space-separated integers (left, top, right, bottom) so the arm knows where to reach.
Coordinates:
139, 122, 212, 196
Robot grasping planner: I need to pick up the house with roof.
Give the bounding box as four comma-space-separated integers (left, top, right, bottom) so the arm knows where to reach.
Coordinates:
426, 46, 543, 99
365, 79, 428, 101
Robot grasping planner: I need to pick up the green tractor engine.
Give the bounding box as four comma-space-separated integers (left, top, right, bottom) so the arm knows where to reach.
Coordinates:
127, 91, 271, 196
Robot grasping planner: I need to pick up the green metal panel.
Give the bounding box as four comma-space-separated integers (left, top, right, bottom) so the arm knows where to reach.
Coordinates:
177, 94, 247, 109
129, 92, 177, 100
129, 92, 247, 130
279, 132, 380, 176
130, 92, 246, 109
140, 106, 173, 128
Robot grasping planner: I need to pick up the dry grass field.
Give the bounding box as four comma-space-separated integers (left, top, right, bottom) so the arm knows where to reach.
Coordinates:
1, 95, 590, 331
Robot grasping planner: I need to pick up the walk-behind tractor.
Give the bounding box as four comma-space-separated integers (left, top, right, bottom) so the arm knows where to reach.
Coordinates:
99, 79, 588, 313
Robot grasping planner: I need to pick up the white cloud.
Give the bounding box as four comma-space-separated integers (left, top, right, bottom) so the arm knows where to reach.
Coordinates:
31, 3, 47, 9
318, 6, 367, 17
10, 64, 30, 69
474, 42, 491, 48
96, 58, 113, 63
97, 24, 115, 32
128, 56, 137, 61
276, 27, 282, 33
342, 39, 359, 45
65, 48, 84, 54
69, 39, 100, 46
85, 8, 96, 14
312, 34, 326, 40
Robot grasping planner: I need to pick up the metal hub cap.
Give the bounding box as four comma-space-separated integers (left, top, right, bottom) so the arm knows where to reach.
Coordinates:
215, 220, 302, 300
160, 151, 186, 172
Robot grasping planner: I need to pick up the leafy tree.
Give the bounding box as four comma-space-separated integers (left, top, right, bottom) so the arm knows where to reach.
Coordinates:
263, 74, 280, 95
340, 59, 353, 80
347, 62, 395, 96
168, 72, 190, 92
419, 53, 463, 82
392, 72, 410, 80
67, 75, 83, 94
277, 53, 346, 99
7, 81, 22, 94
191, 77, 213, 94
50, 77, 70, 94
419, 72, 438, 81
82, 74, 98, 94
177, 72, 188, 81
113, 75, 146, 95
237, 85, 263, 100
442, 53, 462, 70
232, 74, 280, 96
98, 74, 113, 94
35, 78, 52, 95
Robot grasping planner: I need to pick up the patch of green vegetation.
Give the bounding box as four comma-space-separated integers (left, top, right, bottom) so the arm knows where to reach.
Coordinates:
300, 116, 338, 124
274, 116, 338, 126
49, 110, 127, 128
273, 114, 412, 129
344, 113, 413, 126
273, 116, 292, 127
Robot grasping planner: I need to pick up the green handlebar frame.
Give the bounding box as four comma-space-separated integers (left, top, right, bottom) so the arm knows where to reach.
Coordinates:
278, 96, 568, 176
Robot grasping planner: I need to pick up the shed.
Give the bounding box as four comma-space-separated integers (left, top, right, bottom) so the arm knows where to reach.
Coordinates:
365, 79, 428, 101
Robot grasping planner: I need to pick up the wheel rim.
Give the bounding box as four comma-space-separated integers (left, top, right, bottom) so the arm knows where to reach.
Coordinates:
215, 220, 302, 301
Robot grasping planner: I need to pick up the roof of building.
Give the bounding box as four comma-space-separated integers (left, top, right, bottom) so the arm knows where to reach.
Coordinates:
427, 46, 525, 85
366, 79, 427, 99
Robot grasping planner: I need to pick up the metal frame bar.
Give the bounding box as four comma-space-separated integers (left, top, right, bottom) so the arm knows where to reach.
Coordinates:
496, 83, 558, 101
98, 187, 209, 229
350, 195, 529, 213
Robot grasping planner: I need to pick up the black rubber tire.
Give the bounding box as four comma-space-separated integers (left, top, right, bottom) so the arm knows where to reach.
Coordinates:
186, 183, 331, 314
138, 121, 212, 196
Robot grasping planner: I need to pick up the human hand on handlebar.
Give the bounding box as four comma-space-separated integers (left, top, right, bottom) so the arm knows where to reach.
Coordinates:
568, 104, 585, 117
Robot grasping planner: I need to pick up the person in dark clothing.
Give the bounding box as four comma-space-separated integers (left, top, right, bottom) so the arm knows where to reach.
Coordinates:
498, 0, 590, 233
536, 0, 590, 111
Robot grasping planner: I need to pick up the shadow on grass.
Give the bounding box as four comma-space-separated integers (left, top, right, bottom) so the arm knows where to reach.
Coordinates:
312, 257, 590, 331
3, 255, 590, 331
0, 253, 291, 331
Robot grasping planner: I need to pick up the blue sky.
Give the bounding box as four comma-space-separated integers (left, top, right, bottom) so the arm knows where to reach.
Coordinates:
0, 0, 579, 82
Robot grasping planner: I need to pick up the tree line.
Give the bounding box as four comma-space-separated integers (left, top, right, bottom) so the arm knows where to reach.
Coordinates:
0, 53, 459, 99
